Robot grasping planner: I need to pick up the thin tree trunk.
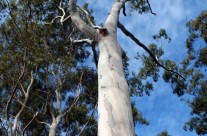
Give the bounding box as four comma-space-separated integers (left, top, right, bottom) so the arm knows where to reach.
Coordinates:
49, 122, 58, 136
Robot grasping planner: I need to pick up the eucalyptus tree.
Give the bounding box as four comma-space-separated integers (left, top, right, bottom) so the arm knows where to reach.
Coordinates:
161, 10, 207, 135
181, 11, 207, 135
0, 0, 186, 135
0, 0, 98, 135
67, 0, 184, 135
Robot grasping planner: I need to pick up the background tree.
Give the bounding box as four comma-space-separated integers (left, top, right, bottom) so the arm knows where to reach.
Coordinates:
181, 11, 207, 135
0, 0, 98, 135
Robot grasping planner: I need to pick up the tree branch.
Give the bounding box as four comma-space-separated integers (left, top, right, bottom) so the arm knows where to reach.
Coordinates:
35, 118, 50, 127
71, 38, 93, 45
22, 112, 38, 134
146, 0, 156, 15
91, 44, 98, 68
105, 1, 124, 34
77, 6, 94, 27
117, 21, 185, 80
77, 103, 97, 136
62, 72, 83, 117
45, 0, 71, 25
6, 64, 25, 123
69, 0, 99, 42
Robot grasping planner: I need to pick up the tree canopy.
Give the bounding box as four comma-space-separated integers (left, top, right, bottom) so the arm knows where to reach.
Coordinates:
0, 0, 206, 136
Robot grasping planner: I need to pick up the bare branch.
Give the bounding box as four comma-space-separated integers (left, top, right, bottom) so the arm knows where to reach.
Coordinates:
58, 0, 71, 24
6, 64, 25, 123
45, 16, 62, 25
35, 118, 50, 127
45, 0, 71, 25
13, 96, 32, 111
146, 0, 156, 15
77, 6, 94, 27
118, 21, 185, 80
71, 38, 93, 45
77, 103, 97, 136
23, 112, 38, 133
49, 97, 55, 120
13, 71, 34, 124
69, 0, 99, 41
62, 72, 83, 117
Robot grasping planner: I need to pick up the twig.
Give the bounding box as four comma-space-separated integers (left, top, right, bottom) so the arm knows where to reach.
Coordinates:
118, 21, 185, 80
146, 0, 156, 15
23, 112, 38, 133
5, 64, 25, 122
35, 118, 50, 127
77, 103, 97, 136
45, 16, 62, 25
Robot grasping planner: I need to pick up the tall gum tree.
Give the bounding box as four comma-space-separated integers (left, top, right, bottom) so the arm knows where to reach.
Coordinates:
69, 0, 134, 135
69, 0, 184, 135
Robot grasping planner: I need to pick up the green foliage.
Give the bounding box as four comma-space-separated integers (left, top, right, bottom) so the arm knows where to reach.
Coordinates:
131, 102, 149, 126
153, 29, 171, 43
176, 10, 207, 135
0, 0, 98, 135
156, 131, 172, 136
129, 0, 152, 14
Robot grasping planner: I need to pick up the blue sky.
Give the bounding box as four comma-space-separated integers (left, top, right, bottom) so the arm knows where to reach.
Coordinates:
81, 0, 207, 135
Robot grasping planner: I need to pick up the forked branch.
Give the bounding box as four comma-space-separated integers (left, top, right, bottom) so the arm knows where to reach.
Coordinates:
118, 21, 185, 80
69, 0, 99, 41
45, 0, 71, 25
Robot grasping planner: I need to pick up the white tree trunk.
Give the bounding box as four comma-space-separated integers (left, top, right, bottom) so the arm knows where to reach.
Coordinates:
49, 122, 58, 136
69, 0, 135, 135
98, 35, 134, 136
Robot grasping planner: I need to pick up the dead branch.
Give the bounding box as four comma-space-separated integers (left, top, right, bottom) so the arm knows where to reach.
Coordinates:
45, 0, 71, 25
146, 0, 156, 15
117, 21, 185, 80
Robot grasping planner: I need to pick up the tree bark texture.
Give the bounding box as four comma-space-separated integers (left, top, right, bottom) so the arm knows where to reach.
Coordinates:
98, 35, 134, 136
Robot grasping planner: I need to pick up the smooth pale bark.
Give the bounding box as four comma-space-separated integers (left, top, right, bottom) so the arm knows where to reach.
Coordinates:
69, 0, 135, 135
98, 35, 134, 136
10, 72, 34, 136
48, 90, 62, 136
49, 122, 58, 136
